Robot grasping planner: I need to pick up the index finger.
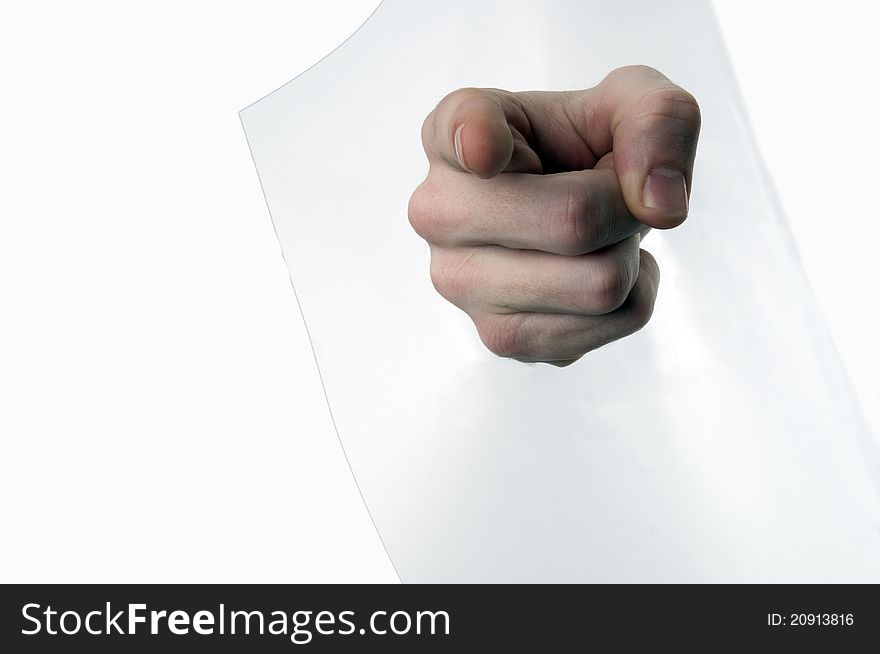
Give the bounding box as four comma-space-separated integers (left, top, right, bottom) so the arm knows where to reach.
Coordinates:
422, 87, 542, 177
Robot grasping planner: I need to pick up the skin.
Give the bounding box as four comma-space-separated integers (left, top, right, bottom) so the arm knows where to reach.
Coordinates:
408, 65, 702, 366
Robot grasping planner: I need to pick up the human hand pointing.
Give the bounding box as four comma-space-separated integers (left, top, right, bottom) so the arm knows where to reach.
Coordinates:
408, 65, 701, 365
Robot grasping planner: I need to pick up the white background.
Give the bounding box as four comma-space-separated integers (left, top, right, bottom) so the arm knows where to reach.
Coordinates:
1, 1, 877, 582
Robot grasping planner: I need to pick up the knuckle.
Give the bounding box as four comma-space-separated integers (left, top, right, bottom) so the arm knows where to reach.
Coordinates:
632, 290, 657, 329
627, 285, 658, 331
588, 259, 630, 314
420, 111, 435, 154
475, 313, 533, 360
634, 86, 702, 150
638, 85, 700, 122
554, 181, 594, 255
407, 179, 443, 241
429, 248, 477, 305
630, 252, 660, 329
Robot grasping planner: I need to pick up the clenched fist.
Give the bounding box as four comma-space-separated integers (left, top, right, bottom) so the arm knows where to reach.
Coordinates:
408, 65, 701, 366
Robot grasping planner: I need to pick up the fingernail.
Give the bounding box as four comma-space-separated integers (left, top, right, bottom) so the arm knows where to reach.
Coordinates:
454, 123, 467, 170
643, 167, 688, 219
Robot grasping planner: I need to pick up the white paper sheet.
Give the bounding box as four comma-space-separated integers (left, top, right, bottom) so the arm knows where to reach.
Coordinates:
241, 0, 880, 581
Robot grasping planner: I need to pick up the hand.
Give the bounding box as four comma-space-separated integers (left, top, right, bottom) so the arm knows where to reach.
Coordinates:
408, 65, 701, 366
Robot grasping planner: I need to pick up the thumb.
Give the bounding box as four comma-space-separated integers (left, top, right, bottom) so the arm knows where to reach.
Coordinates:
588, 66, 702, 229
